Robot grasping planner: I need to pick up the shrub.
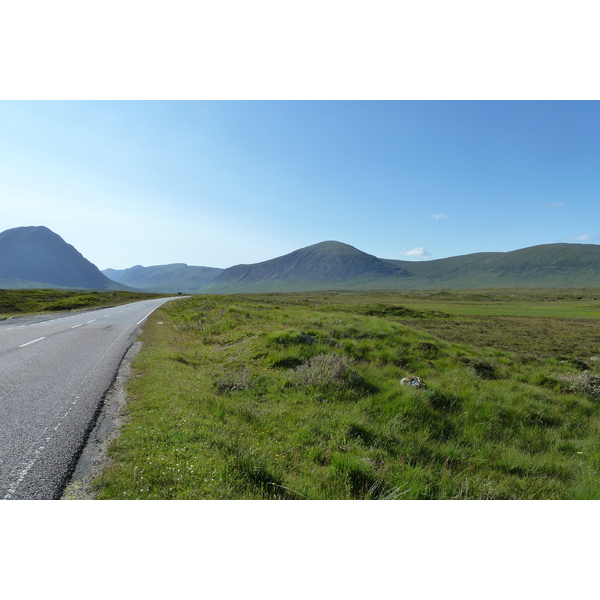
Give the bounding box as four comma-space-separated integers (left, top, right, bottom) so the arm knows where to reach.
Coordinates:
292, 353, 368, 395
213, 368, 253, 393
294, 354, 350, 385
557, 371, 600, 398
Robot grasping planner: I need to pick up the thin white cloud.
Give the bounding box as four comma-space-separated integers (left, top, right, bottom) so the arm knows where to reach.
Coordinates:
430, 213, 448, 219
544, 202, 565, 208
402, 247, 432, 259
564, 233, 590, 242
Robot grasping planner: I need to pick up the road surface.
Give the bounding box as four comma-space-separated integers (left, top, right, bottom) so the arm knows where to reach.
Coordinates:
0, 297, 180, 500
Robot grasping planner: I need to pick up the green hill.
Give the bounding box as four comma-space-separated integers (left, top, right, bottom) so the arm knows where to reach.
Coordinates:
387, 244, 600, 289
197, 241, 600, 293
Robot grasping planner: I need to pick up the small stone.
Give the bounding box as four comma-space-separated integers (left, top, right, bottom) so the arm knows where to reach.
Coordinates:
400, 376, 427, 389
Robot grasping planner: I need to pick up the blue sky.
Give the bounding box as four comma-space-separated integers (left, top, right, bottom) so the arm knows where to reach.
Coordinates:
1, 100, 599, 270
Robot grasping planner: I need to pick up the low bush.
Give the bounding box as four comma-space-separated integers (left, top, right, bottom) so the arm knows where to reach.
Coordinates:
557, 371, 600, 398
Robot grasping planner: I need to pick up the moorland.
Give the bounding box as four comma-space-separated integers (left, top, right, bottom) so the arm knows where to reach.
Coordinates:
0, 289, 168, 318
86, 287, 600, 500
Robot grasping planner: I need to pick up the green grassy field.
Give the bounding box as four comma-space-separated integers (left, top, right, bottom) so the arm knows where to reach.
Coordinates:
0, 289, 169, 318
88, 288, 600, 499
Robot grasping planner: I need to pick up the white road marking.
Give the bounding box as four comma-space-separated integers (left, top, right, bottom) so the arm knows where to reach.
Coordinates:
4, 445, 46, 499
87, 319, 97, 324
137, 310, 158, 325
19, 337, 46, 347
71, 324, 83, 329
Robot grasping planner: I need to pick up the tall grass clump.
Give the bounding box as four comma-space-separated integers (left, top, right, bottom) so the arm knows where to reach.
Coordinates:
289, 353, 370, 400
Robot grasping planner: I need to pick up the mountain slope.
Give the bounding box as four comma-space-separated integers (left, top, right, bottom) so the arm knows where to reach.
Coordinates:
386, 244, 600, 289
103, 263, 223, 292
0, 226, 129, 290
198, 241, 600, 293
199, 241, 412, 293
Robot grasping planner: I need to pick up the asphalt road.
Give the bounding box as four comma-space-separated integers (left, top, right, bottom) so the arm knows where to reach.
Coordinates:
0, 297, 180, 500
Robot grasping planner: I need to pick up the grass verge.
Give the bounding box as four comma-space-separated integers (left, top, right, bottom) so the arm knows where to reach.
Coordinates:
0, 289, 169, 318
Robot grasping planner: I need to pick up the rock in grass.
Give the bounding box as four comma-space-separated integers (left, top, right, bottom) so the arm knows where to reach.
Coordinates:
299, 332, 316, 344
400, 376, 427, 389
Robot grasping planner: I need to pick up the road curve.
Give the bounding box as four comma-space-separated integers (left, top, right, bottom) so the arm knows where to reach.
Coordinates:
0, 297, 180, 500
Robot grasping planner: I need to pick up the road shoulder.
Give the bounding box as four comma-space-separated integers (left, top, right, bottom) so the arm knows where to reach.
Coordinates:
60, 341, 142, 500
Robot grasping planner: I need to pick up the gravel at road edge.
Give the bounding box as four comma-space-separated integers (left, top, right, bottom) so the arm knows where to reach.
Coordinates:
60, 341, 142, 500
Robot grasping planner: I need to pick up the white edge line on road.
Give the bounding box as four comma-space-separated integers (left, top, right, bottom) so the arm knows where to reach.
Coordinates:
3, 445, 46, 499
137, 309, 158, 325
19, 337, 46, 347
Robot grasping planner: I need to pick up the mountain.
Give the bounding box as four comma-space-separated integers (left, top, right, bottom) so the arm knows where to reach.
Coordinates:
384, 244, 600, 289
0, 226, 129, 290
196, 240, 600, 293
103, 263, 223, 293
9, 225, 600, 294
199, 241, 413, 293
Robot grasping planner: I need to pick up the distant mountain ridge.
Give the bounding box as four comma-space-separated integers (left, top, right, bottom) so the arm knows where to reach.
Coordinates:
4, 225, 600, 293
103, 263, 223, 292
197, 240, 600, 293
0, 226, 129, 290
384, 243, 600, 289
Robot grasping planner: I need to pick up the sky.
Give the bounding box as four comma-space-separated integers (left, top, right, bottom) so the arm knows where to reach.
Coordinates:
2, 100, 600, 270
